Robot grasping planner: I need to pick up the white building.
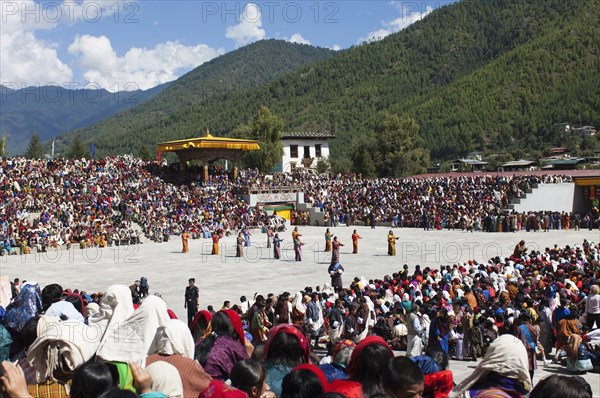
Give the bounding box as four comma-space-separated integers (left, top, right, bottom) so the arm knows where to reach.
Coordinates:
574, 126, 597, 137
280, 131, 335, 172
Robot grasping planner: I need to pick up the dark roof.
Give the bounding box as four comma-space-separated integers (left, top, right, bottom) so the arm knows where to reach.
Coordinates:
454, 159, 489, 165
501, 159, 536, 167
413, 169, 599, 178
281, 131, 336, 139
545, 157, 586, 166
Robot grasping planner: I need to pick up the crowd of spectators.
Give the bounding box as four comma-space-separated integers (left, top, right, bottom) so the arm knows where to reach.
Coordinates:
1, 157, 597, 258
299, 173, 598, 231
1, 238, 598, 397
0, 157, 273, 256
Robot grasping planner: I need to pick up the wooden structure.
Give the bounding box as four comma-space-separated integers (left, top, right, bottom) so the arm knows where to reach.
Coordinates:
157, 131, 260, 180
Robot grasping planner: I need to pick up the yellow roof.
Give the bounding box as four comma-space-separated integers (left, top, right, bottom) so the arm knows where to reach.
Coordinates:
157, 132, 260, 152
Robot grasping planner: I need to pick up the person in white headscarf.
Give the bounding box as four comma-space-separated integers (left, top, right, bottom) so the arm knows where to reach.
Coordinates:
85, 302, 100, 319
146, 318, 212, 397
0, 275, 11, 308
146, 361, 184, 398
449, 334, 532, 398
148, 319, 195, 359
291, 292, 306, 325
27, 315, 101, 395
97, 295, 169, 363
88, 284, 134, 346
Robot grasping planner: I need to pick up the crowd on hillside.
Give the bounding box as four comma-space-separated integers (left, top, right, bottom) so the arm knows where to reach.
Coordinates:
0, 157, 271, 255
1, 239, 599, 397
299, 173, 598, 231
0, 157, 598, 256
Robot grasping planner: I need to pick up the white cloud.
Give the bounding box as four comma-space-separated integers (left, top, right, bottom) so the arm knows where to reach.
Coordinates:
331, 44, 342, 51
289, 33, 310, 45
1, 0, 54, 33
0, 0, 71, 85
225, 3, 266, 48
0, 0, 130, 87
68, 35, 225, 91
1, 0, 129, 32
1, 0, 222, 90
358, 5, 433, 44
0, 31, 73, 86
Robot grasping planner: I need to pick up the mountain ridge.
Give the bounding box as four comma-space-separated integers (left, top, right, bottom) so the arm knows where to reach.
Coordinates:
53, 0, 600, 161
53, 39, 335, 156
0, 83, 168, 155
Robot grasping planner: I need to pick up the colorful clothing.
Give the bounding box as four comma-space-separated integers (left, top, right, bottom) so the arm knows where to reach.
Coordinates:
203, 335, 249, 381
4, 283, 42, 333
211, 234, 220, 255
181, 232, 189, 253
351, 233, 360, 254
146, 354, 213, 398
388, 233, 397, 256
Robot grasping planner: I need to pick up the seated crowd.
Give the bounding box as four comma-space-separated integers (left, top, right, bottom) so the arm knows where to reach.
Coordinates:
1, 157, 598, 257
1, 239, 598, 398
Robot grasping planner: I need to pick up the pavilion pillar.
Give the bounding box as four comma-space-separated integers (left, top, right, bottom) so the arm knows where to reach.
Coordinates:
179, 160, 184, 173
203, 163, 209, 182
233, 160, 238, 179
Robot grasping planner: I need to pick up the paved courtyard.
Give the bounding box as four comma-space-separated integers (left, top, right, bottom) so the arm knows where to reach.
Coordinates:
2, 225, 599, 392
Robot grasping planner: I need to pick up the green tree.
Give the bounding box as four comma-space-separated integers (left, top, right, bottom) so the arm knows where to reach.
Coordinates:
25, 133, 44, 159
138, 145, 153, 160
329, 155, 352, 175
238, 106, 284, 172
316, 158, 331, 174
349, 134, 377, 177
67, 136, 88, 159
375, 113, 429, 177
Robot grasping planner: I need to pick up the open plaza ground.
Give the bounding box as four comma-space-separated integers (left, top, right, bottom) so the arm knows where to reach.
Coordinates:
2, 225, 599, 392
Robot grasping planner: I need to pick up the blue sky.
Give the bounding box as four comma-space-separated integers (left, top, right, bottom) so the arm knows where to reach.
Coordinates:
1, 0, 456, 92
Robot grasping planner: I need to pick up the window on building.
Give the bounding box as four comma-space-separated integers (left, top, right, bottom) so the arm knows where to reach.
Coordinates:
290, 145, 298, 158
315, 144, 322, 157
303, 146, 310, 158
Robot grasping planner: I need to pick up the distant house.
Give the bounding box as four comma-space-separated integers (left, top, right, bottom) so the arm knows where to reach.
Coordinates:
573, 126, 597, 137
552, 123, 571, 133
427, 163, 441, 174
280, 131, 335, 172
497, 159, 537, 172
587, 153, 600, 165
542, 157, 587, 170
550, 147, 570, 155
450, 158, 489, 172
551, 123, 596, 137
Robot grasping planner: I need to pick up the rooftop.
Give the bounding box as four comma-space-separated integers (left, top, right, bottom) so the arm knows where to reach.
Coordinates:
455, 159, 489, 165
157, 131, 260, 152
544, 157, 586, 166
281, 131, 336, 139
501, 159, 536, 167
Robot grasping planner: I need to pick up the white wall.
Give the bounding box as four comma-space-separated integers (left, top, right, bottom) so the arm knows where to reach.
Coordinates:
244, 192, 304, 206
282, 139, 330, 172
513, 183, 576, 212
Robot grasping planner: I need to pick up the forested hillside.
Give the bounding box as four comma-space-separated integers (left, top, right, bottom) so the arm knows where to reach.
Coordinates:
61, 0, 599, 164
53, 40, 334, 155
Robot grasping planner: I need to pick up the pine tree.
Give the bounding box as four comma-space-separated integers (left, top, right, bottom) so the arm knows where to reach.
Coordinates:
25, 133, 44, 159
67, 137, 88, 159
138, 145, 153, 160
375, 113, 429, 177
